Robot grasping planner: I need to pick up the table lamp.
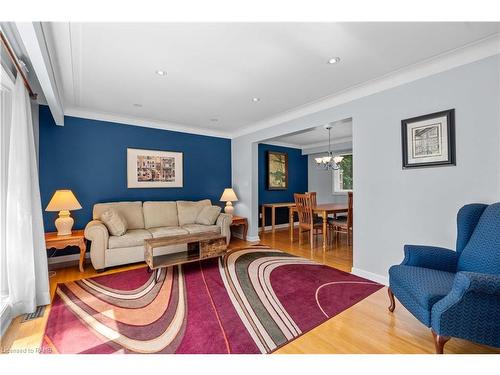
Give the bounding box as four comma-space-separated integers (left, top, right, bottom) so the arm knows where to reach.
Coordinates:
220, 188, 238, 215
45, 190, 82, 236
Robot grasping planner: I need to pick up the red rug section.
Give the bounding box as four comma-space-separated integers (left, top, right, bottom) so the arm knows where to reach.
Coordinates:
41, 248, 382, 354
271, 264, 383, 331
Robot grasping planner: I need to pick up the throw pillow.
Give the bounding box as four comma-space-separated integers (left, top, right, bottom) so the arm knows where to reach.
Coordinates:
195, 205, 222, 225
101, 209, 128, 236
177, 199, 211, 226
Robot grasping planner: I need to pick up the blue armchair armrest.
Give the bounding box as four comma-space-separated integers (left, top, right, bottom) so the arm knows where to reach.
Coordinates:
453, 271, 500, 295
402, 245, 458, 272
431, 272, 500, 347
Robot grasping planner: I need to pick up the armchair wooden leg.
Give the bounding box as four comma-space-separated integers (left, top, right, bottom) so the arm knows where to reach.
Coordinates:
388, 287, 396, 312
431, 330, 450, 354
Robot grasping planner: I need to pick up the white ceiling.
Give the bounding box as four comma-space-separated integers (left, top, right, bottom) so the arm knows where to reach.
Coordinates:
42, 22, 500, 137
266, 118, 352, 149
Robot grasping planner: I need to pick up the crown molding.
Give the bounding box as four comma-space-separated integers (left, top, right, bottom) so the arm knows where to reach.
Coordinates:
63, 106, 231, 139
231, 33, 500, 139
263, 136, 353, 151
301, 137, 353, 150
260, 141, 302, 149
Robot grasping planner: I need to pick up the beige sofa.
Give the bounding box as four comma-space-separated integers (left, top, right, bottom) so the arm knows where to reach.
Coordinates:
84, 199, 232, 271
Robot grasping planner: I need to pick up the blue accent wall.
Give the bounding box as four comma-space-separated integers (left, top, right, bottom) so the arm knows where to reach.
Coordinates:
39, 105, 232, 237
258, 143, 308, 227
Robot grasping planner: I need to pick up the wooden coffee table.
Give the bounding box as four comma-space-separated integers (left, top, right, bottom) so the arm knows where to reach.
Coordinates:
144, 232, 227, 272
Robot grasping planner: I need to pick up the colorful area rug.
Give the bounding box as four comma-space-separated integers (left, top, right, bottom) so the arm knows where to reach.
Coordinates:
41, 246, 382, 354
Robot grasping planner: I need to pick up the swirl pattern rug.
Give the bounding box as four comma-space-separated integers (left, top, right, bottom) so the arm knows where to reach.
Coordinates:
41, 247, 382, 354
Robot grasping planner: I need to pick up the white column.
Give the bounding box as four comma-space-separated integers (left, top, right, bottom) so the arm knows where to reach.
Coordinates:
232, 139, 260, 242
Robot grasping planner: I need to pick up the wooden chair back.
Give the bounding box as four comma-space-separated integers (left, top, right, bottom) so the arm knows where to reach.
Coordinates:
306, 191, 317, 208
294, 193, 314, 230
347, 191, 353, 229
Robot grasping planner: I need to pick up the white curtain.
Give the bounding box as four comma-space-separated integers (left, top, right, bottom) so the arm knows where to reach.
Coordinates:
5, 74, 49, 316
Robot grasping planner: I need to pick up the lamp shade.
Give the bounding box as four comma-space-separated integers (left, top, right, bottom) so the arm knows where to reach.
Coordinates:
45, 190, 82, 212
220, 188, 238, 202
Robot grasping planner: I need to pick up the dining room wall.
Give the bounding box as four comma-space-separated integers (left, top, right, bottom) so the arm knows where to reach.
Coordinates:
258, 143, 308, 227
232, 53, 500, 283
307, 138, 352, 204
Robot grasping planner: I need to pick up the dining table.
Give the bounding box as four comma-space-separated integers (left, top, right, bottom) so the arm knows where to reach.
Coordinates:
290, 203, 349, 250
261, 202, 348, 251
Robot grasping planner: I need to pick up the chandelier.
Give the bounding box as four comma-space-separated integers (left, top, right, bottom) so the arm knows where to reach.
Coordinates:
315, 124, 344, 170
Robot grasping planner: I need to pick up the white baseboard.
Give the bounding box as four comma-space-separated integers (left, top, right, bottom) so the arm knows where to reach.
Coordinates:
351, 267, 389, 286
232, 231, 261, 243
48, 252, 90, 265
245, 235, 261, 243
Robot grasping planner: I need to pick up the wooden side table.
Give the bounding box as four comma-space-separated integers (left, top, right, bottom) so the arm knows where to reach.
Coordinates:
45, 230, 87, 272
231, 216, 248, 241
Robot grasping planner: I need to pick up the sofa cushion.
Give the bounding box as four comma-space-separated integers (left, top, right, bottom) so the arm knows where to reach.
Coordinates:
143, 201, 179, 229
177, 199, 211, 226
148, 226, 189, 238
389, 265, 455, 315
100, 209, 128, 236
196, 205, 222, 225
108, 229, 152, 249
182, 224, 221, 235
94, 201, 145, 230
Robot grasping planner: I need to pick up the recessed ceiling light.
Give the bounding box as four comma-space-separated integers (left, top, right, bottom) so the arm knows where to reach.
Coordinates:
252, 97, 260, 102
133, 103, 143, 107
156, 70, 167, 76
328, 57, 341, 64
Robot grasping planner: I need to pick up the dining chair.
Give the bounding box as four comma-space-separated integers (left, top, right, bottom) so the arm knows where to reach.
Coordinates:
294, 192, 325, 248
306, 191, 318, 207
330, 191, 353, 245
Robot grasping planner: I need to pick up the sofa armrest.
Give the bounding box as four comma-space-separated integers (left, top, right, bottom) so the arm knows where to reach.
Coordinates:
216, 213, 232, 245
84, 220, 109, 270
402, 244, 458, 272
431, 272, 500, 344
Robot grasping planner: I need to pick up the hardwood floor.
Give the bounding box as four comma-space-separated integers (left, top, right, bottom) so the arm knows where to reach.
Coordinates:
259, 229, 499, 354
1, 228, 498, 354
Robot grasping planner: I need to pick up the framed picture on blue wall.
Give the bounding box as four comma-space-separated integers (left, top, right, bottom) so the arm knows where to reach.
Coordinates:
127, 148, 183, 188
267, 151, 288, 190
401, 109, 456, 169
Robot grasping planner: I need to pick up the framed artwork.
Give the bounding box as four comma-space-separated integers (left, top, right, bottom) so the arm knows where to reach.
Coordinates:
401, 109, 456, 169
267, 151, 288, 190
127, 148, 183, 188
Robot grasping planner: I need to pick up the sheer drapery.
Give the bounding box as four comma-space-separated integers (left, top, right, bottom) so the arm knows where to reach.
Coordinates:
0, 65, 14, 312
5, 74, 49, 317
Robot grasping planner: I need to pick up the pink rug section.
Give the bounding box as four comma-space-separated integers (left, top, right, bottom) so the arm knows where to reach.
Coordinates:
41, 247, 382, 354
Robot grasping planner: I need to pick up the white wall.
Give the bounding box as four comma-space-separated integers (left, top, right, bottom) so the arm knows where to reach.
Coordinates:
308, 140, 352, 204
308, 155, 347, 204
232, 55, 500, 282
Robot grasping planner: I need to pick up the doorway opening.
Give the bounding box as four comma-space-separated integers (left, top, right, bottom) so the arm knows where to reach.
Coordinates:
254, 118, 353, 271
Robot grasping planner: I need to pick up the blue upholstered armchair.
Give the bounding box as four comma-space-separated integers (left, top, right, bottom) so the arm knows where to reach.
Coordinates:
388, 203, 500, 353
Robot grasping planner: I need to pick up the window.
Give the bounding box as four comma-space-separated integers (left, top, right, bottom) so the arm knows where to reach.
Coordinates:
333, 153, 353, 193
